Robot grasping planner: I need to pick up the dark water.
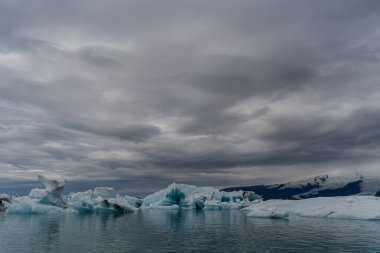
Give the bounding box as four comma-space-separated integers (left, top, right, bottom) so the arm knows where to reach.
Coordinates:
1, 210, 380, 253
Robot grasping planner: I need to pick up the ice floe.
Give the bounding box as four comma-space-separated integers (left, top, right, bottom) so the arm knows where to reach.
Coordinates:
244, 196, 380, 220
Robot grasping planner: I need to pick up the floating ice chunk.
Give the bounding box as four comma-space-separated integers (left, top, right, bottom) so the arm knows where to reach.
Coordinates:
6, 175, 69, 213
5, 197, 67, 214
245, 196, 380, 220
152, 204, 180, 209
124, 196, 143, 208
204, 200, 221, 210
142, 183, 195, 208
4, 176, 139, 214
107, 195, 138, 213
38, 175, 65, 192
142, 183, 260, 209
269, 211, 289, 218
193, 194, 207, 209
246, 207, 289, 219
1, 176, 61, 213
68, 188, 137, 213
37, 175, 68, 208
93, 187, 117, 199
29, 188, 48, 200
221, 202, 244, 209
68, 190, 95, 213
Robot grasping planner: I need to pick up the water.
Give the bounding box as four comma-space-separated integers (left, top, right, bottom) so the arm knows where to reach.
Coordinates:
1, 210, 380, 253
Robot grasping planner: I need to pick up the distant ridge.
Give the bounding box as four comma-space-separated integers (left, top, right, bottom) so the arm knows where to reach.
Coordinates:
222, 173, 380, 200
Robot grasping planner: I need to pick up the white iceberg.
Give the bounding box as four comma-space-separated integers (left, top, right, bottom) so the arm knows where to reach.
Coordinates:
35, 175, 68, 208
68, 187, 138, 213
142, 183, 260, 209
5, 175, 69, 213
244, 196, 380, 220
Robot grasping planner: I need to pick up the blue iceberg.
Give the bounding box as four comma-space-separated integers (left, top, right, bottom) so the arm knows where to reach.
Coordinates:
142, 183, 261, 209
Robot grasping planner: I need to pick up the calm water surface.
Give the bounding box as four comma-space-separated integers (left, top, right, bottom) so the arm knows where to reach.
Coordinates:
0, 210, 380, 253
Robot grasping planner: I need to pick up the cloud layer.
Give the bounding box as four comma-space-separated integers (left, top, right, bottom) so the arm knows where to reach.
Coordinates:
1, 0, 380, 194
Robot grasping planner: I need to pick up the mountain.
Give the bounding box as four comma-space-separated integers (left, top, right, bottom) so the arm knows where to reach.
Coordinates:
222, 173, 380, 200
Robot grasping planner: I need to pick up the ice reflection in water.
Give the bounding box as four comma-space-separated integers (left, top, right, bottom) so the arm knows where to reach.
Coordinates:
1, 210, 380, 253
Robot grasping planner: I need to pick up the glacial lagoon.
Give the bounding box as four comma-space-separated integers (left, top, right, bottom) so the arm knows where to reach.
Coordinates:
1, 210, 380, 253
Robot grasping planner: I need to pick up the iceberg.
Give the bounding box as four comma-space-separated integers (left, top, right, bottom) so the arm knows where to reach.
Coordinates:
5, 175, 69, 214
244, 196, 380, 220
35, 175, 68, 208
5, 176, 137, 214
68, 187, 138, 213
142, 183, 260, 209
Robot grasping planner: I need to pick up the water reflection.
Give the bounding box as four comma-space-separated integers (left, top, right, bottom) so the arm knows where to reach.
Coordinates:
1, 211, 380, 253
30, 214, 63, 252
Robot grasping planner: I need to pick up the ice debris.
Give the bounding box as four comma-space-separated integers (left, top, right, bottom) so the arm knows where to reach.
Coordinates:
142, 183, 260, 209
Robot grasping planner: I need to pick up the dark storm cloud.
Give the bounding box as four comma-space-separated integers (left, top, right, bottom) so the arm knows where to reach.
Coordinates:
1, 0, 380, 194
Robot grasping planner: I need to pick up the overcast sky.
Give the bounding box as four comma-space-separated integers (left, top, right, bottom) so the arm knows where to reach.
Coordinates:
1, 0, 380, 195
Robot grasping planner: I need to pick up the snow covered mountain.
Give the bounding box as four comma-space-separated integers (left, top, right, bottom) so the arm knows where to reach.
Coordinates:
223, 173, 380, 200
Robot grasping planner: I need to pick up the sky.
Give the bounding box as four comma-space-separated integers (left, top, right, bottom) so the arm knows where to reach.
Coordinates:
1, 0, 380, 195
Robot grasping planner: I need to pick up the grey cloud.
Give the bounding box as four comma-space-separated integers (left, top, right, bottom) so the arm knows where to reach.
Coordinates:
263, 107, 380, 152
62, 121, 161, 142
78, 46, 130, 68
192, 54, 317, 98
0, 0, 380, 194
